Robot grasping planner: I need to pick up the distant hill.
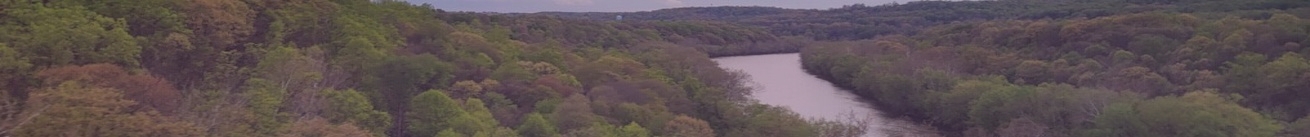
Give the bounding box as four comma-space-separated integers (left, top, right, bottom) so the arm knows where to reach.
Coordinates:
541, 0, 1310, 40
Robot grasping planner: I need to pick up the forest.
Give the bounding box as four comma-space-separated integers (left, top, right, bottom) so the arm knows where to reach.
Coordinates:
801, 9, 1310, 137
546, 0, 1310, 40
0, 0, 856, 137
543, 0, 1310, 136
4, 0, 1310, 136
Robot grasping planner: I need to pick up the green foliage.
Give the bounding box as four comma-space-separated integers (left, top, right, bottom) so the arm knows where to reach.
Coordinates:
491, 61, 536, 81
0, 44, 31, 89
800, 10, 1310, 136
518, 113, 559, 137
1087, 92, 1282, 137
617, 122, 652, 137
328, 13, 401, 72
245, 78, 288, 136
437, 129, 467, 137
1, 4, 140, 67
408, 90, 472, 137
725, 104, 819, 137
323, 89, 392, 134
463, 98, 499, 130
35, 0, 1310, 136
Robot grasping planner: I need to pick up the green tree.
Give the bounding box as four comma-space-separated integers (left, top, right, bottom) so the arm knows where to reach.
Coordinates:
323, 89, 391, 134
562, 123, 619, 137
518, 113, 559, 137
1088, 92, 1282, 137
1, 5, 141, 67
437, 129, 466, 137
328, 14, 400, 74
245, 78, 288, 136
726, 104, 818, 137
1248, 53, 1310, 117
408, 90, 469, 137
460, 98, 499, 133
0, 44, 30, 90
363, 54, 454, 132
617, 122, 652, 137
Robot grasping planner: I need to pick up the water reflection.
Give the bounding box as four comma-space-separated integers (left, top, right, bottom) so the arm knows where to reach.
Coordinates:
713, 53, 937, 137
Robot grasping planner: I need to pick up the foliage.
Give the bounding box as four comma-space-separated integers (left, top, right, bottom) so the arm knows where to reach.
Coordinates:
800, 11, 1307, 136
518, 113, 559, 137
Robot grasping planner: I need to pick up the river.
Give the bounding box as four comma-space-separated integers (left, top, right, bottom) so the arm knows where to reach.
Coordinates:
712, 53, 936, 137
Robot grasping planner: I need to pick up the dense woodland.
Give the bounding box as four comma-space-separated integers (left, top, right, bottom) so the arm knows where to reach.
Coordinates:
546, 0, 1310, 40
0, 0, 857, 137
545, 0, 1310, 136
6, 0, 1310, 136
802, 9, 1310, 137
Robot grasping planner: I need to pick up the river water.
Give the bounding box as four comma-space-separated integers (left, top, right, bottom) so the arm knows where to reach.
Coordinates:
712, 53, 936, 137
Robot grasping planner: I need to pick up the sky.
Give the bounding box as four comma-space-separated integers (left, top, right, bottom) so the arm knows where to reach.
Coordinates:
407, 0, 902, 13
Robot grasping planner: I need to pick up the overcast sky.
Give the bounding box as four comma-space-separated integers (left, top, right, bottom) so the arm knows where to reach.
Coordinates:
408, 0, 902, 13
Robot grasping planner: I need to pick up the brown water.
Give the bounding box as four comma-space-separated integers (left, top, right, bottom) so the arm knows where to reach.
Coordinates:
713, 53, 937, 137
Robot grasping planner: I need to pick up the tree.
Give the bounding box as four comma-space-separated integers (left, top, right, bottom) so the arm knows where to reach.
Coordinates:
34, 64, 181, 114
927, 78, 1009, 131
463, 98, 499, 130
362, 54, 454, 135
408, 90, 469, 137
663, 115, 715, 137
171, 0, 255, 87
279, 117, 374, 137
1289, 115, 1310, 137
519, 113, 559, 137
364, 54, 454, 113
2, 4, 141, 67
1223, 52, 1268, 96
245, 78, 288, 136
563, 123, 619, 137
184, 0, 254, 48
436, 129, 466, 137
1013, 60, 1051, 84
254, 46, 327, 115
1222, 29, 1254, 53
995, 117, 1048, 137
1088, 92, 1282, 137
0, 44, 30, 92
551, 94, 596, 132
10, 82, 201, 136
479, 127, 521, 137
452, 80, 484, 98
328, 14, 401, 75
1249, 53, 1310, 117
616, 122, 652, 137
726, 104, 818, 137
1103, 67, 1173, 95
322, 89, 391, 134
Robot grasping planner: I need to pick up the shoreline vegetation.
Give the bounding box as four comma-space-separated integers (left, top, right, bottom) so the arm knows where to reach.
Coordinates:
0, 0, 863, 137
551, 0, 1310, 136
798, 7, 1310, 137
1, 0, 1308, 137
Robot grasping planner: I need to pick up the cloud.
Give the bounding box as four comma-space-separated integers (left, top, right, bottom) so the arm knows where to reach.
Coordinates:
553, 0, 595, 5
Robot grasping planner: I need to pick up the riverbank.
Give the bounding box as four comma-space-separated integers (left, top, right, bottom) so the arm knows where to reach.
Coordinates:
714, 53, 939, 137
